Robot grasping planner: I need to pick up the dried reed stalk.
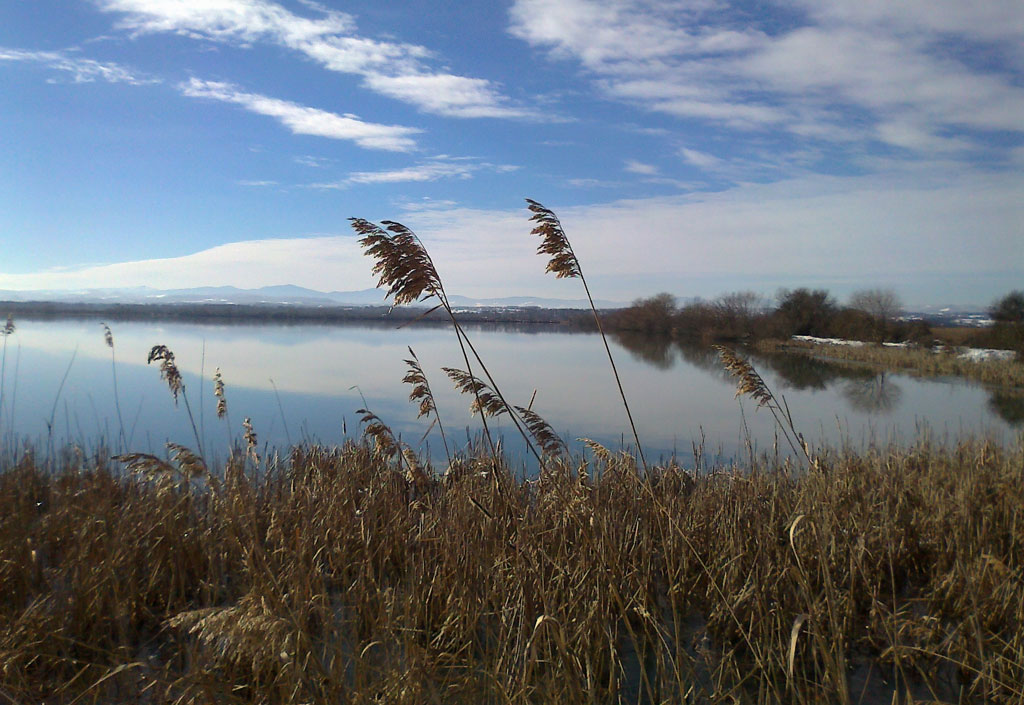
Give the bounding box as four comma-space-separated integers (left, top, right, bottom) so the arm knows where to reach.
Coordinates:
148, 344, 204, 458
403, 347, 451, 465
714, 345, 814, 467
352, 217, 544, 463
0, 314, 13, 439
100, 323, 127, 453
527, 199, 648, 470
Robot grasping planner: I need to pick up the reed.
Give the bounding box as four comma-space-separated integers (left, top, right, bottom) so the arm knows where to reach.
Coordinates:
526, 199, 648, 470
148, 344, 205, 457
0, 315, 12, 442
403, 346, 452, 466
100, 322, 128, 453
350, 217, 550, 463
1, 436, 1021, 703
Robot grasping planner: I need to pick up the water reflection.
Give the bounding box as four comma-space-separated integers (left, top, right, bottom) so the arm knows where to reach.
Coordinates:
0, 318, 1016, 464
749, 348, 873, 391
841, 373, 903, 414
611, 332, 677, 370
987, 391, 1024, 426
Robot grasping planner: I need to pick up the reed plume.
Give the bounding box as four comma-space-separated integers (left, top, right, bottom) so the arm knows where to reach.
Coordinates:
355, 407, 400, 460
148, 344, 204, 457
0, 314, 13, 439
403, 347, 451, 465
514, 405, 566, 458
242, 417, 259, 466
443, 367, 508, 418
526, 199, 647, 470
714, 345, 813, 467
148, 344, 183, 402
213, 368, 227, 420
114, 452, 176, 480
100, 323, 127, 452
352, 216, 543, 462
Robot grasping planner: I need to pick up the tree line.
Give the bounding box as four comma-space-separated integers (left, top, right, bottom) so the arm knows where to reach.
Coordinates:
604, 288, 1024, 352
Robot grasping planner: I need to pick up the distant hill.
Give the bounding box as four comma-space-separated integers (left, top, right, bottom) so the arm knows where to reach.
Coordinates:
0, 285, 624, 310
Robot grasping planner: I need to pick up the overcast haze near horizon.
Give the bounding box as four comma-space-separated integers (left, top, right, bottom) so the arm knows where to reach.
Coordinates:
1, 0, 1022, 308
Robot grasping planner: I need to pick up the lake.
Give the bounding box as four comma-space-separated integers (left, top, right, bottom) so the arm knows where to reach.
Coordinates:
0, 317, 1018, 467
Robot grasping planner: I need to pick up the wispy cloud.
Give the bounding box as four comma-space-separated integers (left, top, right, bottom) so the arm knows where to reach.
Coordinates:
97, 0, 538, 118
179, 78, 421, 151
236, 179, 278, 187
509, 0, 1024, 153
307, 158, 519, 188
0, 46, 157, 84
293, 155, 332, 168
624, 159, 659, 175
679, 148, 722, 169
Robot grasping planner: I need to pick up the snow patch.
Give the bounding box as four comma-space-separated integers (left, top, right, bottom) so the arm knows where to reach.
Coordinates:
956, 348, 1017, 363
792, 335, 866, 347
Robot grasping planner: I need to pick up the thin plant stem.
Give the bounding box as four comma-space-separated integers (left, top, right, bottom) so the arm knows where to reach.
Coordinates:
47, 346, 78, 462
269, 378, 292, 448
109, 343, 127, 454
578, 272, 648, 471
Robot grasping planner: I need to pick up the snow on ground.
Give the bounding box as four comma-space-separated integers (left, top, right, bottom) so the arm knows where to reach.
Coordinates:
792, 335, 866, 347
791, 335, 1018, 363
956, 348, 1017, 362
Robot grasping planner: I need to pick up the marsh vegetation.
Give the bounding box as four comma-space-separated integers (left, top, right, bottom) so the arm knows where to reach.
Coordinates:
1, 203, 1021, 703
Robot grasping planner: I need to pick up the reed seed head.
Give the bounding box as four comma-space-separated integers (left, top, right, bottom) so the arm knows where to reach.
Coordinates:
100, 322, 113, 349
715, 345, 773, 407
166, 442, 208, 478
515, 405, 566, 457
443, 367, 507, 417
526, 199, 581, 279
242, 417, 259, 464
213, 368, 227, 419
402, 347, 436, 419
350, 217, 442, 306
147, 344, 183, 403
356, 407, 400, 459
2, 314, 14, 336
578, 437, 612, 462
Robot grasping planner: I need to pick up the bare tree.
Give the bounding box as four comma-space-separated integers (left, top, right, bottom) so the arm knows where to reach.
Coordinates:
849, 288, 901, 340
849, 288, 901, 323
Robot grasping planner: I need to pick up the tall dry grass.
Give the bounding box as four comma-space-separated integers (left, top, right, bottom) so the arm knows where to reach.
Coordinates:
1, 437, 1022, 703
760, 338, 1024, 388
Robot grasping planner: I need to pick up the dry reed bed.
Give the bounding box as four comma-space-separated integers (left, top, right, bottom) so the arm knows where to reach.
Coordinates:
758, 338, 1024, 389
1, 438, 1022, 704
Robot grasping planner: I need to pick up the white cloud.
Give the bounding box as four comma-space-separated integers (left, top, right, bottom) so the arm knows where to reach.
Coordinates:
0, 235, 374, 292
624, 159, 659, 175
679, 147, 722, 168
293, 155, 332, 167
0, 46, 157, 84
179, 78, 421, 151
361, 73, 536, 119
5, 167, 1020, 303
97, 0, 535, 118
236, 179, 277, 186
307, 159, 519, 188
509, 0, 1024, 152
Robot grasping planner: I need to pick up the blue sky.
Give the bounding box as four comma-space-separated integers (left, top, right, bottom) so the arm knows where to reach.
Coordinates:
1, 0, 1022, 306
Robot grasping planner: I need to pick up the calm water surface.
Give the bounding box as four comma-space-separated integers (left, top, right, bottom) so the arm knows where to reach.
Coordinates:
0, 318, 1018, 466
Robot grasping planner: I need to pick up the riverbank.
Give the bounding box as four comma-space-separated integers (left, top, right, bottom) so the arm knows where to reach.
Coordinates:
758, 336, 1024, 388
2, 438, 1022, 703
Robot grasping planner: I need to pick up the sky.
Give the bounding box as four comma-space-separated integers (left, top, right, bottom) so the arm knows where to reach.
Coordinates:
1, 0, 1022, 307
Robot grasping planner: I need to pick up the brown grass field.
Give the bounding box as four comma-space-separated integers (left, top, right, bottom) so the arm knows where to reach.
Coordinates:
1, 437, 1023, 704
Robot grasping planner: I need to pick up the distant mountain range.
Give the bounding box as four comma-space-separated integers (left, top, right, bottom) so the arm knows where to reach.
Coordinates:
0, 285, 625, 310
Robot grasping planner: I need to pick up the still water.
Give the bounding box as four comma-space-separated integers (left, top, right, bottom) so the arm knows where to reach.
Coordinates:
0, 318, 1019, 466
